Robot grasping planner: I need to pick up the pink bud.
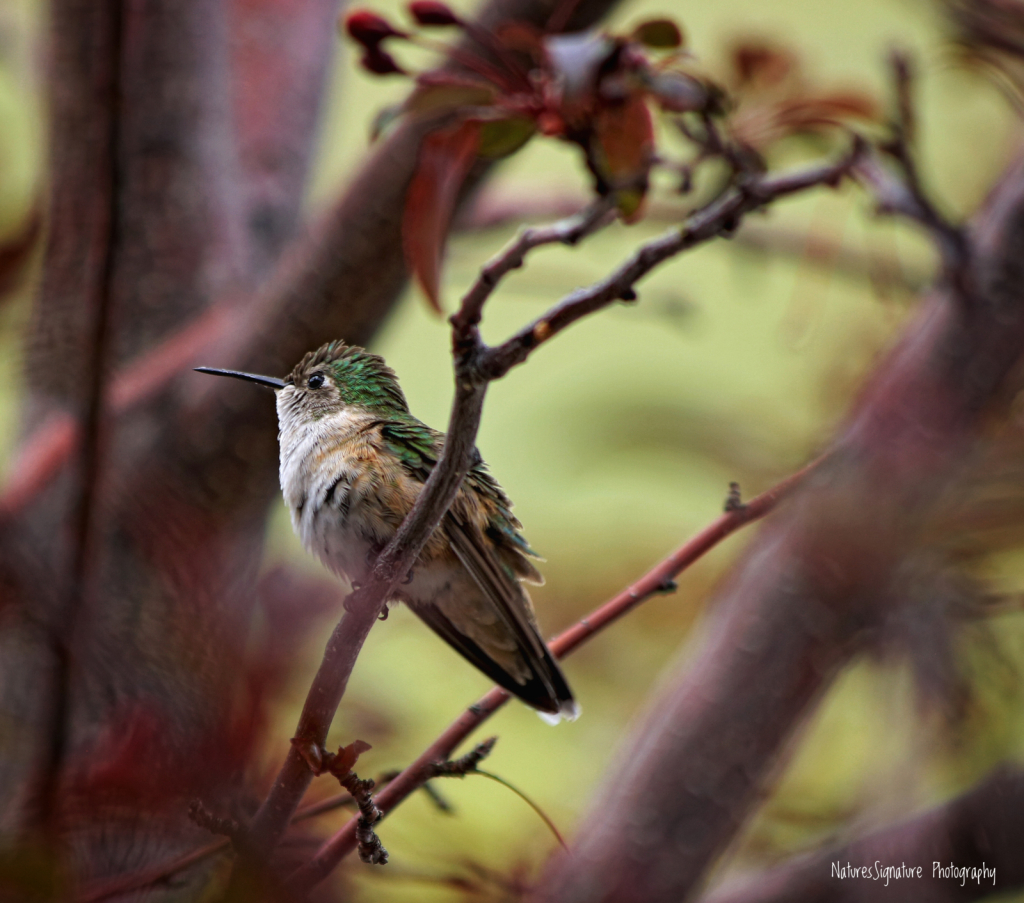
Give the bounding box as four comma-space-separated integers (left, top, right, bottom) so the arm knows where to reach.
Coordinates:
345, 9, 405, 49
360, 48, 406, 76
408, 0, 461, 25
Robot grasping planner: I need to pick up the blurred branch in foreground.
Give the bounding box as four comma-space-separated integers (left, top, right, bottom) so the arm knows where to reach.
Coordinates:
533, 50, 1024, 903
703, 766, 1024, 903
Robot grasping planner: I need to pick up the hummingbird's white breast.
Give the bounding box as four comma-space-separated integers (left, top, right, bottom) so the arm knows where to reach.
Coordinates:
276, 396, 388, 587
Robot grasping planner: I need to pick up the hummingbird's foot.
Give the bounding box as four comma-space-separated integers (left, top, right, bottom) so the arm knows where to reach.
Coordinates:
377, 605, 389, 621
400, 568, 414, 585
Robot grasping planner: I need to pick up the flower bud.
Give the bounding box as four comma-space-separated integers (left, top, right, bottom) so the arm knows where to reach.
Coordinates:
361, 48, 406, 75
345, 9, 405, 49
408, 0, 461, 26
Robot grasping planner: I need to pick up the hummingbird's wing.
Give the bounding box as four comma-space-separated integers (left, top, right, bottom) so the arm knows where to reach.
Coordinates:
380, 419, 577, 718
443, 513, 576, 716
411, 597, 573, 716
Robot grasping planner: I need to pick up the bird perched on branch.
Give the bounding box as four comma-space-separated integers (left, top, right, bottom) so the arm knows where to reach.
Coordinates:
197, 340, 578, 721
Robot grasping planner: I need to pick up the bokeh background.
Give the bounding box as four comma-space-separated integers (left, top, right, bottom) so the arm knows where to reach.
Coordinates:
3, 0, 1024, 899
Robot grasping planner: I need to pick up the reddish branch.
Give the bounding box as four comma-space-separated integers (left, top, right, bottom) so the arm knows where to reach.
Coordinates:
229, 0, 630, 870
244, 144, 859, 891
455, 141, 865, 380
284, 460, 817, 891
76, 455, 813, 900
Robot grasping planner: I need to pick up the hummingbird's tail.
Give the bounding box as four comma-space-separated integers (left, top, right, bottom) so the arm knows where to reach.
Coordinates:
409, 601, 578, 721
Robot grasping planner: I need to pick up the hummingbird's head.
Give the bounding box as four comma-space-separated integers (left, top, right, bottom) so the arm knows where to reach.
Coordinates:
196, 341, 409, 428
278, 340, 409, 423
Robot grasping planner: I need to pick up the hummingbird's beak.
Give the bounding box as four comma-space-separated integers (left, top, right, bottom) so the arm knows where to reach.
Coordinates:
194, 367, 287, 390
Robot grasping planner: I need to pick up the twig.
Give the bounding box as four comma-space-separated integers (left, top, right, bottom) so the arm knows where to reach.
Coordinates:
331, 772, 387, 866
320, 741, 387, 865
187, 799, 241, 840
452, 198, 617, 329
472, 769, 568, 850
285, 457, 821, 892
853, 52, 973, 300
428, 737, 497, 777
473, 140, 865, 382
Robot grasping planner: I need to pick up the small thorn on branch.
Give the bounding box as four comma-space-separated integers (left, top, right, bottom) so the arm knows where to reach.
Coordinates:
430, 736, 498, 778
656, 579, 679, 595
188, 799, 241, 840
724, 481, 746, 513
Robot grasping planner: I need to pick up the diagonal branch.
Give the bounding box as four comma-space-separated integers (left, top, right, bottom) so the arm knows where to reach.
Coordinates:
475, 141, 865, 381
284, 460, 820, 892
246, 143, 861, 892
225, 0, 631, 870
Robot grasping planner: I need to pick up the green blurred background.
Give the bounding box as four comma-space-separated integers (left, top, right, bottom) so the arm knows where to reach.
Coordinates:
4, 0, 1024, 898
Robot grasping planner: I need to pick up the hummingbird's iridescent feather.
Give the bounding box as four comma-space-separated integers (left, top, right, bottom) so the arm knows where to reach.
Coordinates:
272, 341, 577, 720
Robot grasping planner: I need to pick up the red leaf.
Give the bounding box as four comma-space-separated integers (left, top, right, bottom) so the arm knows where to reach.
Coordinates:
332, 739, 373, 778
731, 40, 795, 89
630, 18, 683, 49
403, 120, 481, 311
592, 94, 654, 220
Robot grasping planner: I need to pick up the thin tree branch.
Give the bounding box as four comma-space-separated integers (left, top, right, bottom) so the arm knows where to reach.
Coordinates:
475, 140, 865, 382
453, 197, 617, 328
853, 52, 972, 300
229, 0, 630, 870
254, 144, 857, 884
284, 460, 819, 892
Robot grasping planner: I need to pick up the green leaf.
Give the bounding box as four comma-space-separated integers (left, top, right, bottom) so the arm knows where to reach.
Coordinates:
477, 117, 537, 159
631, 19, 684, 50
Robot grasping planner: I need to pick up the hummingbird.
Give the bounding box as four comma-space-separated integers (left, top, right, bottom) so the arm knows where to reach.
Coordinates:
196, 340, 578, 721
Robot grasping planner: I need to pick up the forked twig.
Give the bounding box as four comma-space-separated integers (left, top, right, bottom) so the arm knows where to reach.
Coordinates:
241, 140, 859, 885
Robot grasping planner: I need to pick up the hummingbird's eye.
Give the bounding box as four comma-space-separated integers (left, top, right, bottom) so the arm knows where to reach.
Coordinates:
308, 372, 325, 390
